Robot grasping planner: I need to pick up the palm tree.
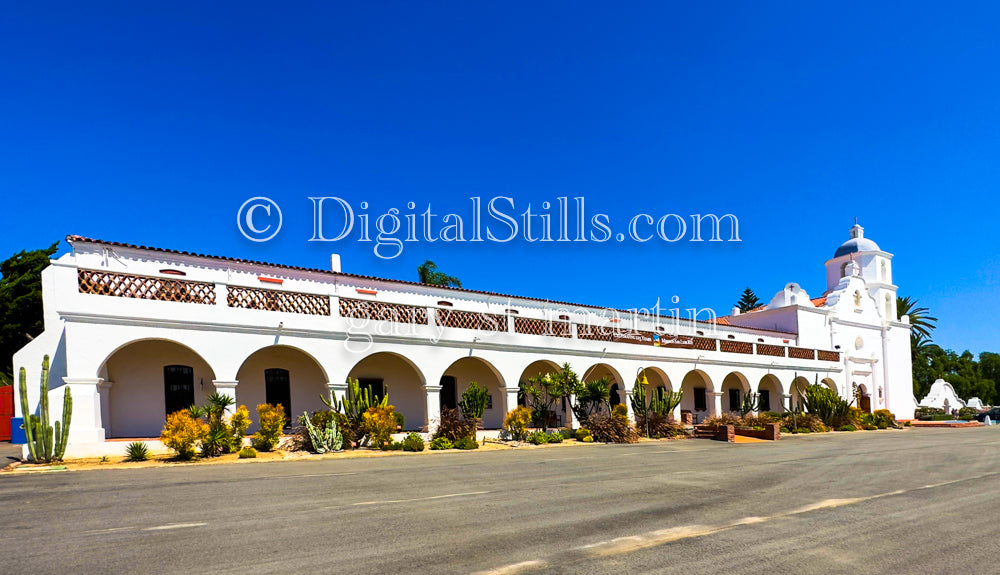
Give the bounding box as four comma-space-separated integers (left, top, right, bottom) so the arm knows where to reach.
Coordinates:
896, 295, 938, 341
417, 260, 462, 288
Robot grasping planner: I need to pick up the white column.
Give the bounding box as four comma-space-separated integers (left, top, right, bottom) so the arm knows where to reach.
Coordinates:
565, 394, 577, 429
212, 380, 239, 416
624, 389, 635, 421
61, 378, 106, 444
328, 381, 349, 409
672, 401, 682, 422
710, 392, 724, 416
424, 385, 442, 433
98, 380, 113, 437
783, 393, 793, 412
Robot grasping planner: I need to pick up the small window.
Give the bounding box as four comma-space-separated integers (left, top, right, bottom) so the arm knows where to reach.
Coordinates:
504, 308, 518, 315
694, 388, 707, 411
265, 368, 292, 425
438, 301, 453, 307
164, 365, 194, 417
728, 388, 741, 412
727, 335, 735, 340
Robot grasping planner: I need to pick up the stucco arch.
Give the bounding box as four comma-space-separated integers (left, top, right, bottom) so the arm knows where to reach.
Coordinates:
680, 369, 714, 423
347, 351, 427, 431
757, 374, 784, 413
582, 362, 625, 409
441, 356, 507, 429
100, 338, 218, 438
721, 372, 751, 414
235, 345, 330, 431
789, 376, 811, 410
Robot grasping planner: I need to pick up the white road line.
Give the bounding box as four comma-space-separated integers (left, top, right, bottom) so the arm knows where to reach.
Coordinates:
349, 491, 492, 507
282, 472, 358, 479
472, 560, 547, 575
142, 523, 208, 531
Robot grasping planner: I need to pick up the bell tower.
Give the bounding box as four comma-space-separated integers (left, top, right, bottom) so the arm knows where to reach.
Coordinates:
825, 221, 897, 320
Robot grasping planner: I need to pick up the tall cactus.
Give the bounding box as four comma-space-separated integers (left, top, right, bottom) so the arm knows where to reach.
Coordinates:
321, 378, 387, 423
17, 355, 73, 463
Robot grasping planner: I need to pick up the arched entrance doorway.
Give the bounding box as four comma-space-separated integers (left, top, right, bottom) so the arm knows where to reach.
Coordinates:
756, 374, 784, 413
581, 363, 624, 414
680, 370, 714, 424
441, 357, 506, 429
236, 345, 329, 431
99, 339, 216, 438
857, 383, 872, 413
346, 352, 426, 431
721, 372, 750, 414
517, 360, 565, 426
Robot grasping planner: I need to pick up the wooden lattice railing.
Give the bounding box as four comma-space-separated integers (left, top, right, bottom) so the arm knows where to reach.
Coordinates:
435, 309, 507, 332
228, 286, 330, 316
78, 269, 215, 305
339, 297, 428, 324
576, 324, 616, 342
756, 343, 786, 357
720, 340, 753, 354
691, 337, 718, 351
514, 317, 571, 337
817, 350, 841, 362
789, 347, 815, 360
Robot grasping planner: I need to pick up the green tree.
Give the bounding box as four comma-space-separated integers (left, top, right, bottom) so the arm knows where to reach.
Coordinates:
896, 295, 938, 342
0, 242, 59, 385
734, 287, 762, 313
417, 260, 462, 288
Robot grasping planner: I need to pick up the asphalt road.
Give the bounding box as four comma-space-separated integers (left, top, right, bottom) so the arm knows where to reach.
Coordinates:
2, 427, 1000, 575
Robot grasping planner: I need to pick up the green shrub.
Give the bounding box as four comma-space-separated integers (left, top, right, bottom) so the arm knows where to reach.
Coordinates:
381, 441, 404, 451
872, 409, 896, 428
453, 436, 479, 450
612, 404, 629, 419
574, 428, 592, 441
528, 430, 550, 445
581, 436, 594, 443
761, 411, 784, 422
915, 406, 947, 420
394, 411, 406, 431
780, 412, 828, 433
957, 406, 979, 420
794, 428, 812, 434
402, 432, 425, 452
125, 441, 150, 462
547, 431, 564, 443
430, 437, 453, 450
862, 423, 877, 430
239, 446, 257, 458
558, 427, 575, 440
903, 420, 912, 427
779, 426, 789, 433
838, 425, 857, 432
253, 403, 287, 452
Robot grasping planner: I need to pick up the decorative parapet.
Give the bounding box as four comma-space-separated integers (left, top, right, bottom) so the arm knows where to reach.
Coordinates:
227, 285, 330, 316
756, 343, 786, 357
514, 317, 571, 337
78, 269, 215, 305
720, 339, 753, 354
339, 297, 428, 324
789, 347, 816, 360
434, 308, 505, 331
817, 350, 841, 362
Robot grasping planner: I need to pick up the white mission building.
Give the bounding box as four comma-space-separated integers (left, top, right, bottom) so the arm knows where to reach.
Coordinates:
13, 224, 915, 457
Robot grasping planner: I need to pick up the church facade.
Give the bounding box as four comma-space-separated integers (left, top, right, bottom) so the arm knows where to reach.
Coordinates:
13, 225, 915, 457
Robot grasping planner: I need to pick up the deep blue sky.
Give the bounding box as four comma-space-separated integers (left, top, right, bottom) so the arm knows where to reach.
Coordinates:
2, 2, 998, 354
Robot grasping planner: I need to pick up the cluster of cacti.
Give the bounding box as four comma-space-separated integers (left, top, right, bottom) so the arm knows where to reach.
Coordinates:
301, 411, 343, 453
650, 389, 682, 416
322, 378, 388, 425
740, 391, 761, 417
630, 377, 651, 437
18, 355, 72, 463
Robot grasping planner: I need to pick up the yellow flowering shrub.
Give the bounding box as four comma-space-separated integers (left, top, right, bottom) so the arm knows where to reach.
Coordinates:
362, 405, 398, 447
160, 411, 209, 460
253, 403, 286, 452
503, 406, 533, 441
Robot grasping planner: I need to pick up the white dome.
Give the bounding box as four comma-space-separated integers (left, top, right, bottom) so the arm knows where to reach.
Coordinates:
834, 223, 880, 258
768, 283, 815, 309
